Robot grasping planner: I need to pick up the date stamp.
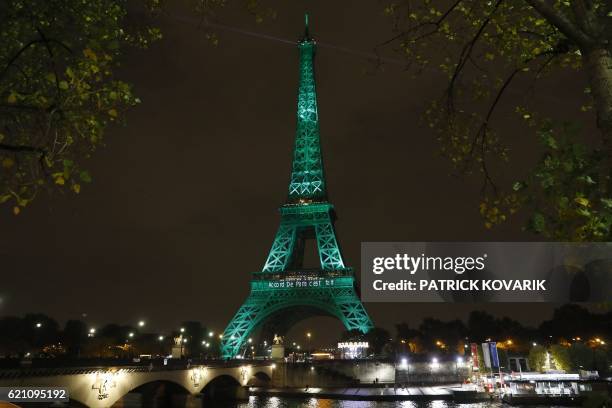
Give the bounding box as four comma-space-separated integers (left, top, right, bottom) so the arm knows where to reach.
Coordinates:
0, 387, 69, 402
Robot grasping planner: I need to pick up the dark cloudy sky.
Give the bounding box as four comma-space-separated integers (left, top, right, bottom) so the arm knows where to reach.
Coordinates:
1, 1, 589, 346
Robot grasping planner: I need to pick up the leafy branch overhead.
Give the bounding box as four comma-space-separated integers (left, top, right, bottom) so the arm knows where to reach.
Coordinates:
381, 0, 612, 240
0, 0, 277, 215
0, 0, 162, 214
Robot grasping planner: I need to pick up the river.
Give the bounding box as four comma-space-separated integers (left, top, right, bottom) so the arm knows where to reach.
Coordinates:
215, 396, 548, 407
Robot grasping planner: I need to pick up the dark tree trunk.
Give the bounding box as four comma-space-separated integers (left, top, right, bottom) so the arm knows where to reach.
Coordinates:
584, 46, 612, 191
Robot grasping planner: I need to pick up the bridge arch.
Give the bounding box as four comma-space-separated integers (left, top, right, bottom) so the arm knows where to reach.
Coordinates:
0, 364, 273, 408
200, 373, 246, 402
247, 370, 272, 387
64, 370, 195, 408
116, 379, 191, 407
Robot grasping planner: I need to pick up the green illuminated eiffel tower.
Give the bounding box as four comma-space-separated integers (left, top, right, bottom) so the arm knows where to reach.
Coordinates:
221, 16, 373, 358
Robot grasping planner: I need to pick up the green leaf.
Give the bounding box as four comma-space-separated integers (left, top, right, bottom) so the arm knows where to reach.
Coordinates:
532, 213, 546, 232
574, 197, 589, 207
79, 171, 92, 183
600, 198, 612, 209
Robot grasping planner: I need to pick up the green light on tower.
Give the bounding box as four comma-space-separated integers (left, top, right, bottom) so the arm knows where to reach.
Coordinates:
220, 15, 373, 359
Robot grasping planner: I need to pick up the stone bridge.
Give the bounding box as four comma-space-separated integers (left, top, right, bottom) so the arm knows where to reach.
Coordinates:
0, 362, 274, 407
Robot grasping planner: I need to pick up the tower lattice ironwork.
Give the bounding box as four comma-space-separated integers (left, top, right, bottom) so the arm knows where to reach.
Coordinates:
221, 16, 373, 358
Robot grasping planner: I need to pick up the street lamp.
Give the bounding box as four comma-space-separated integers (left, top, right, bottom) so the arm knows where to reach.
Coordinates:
138, 320, 145, 327
35, 323, 42, 328
180, 327, 185, 333
431, 357, 439, 371
128, 332, 134, 338
208, 331, 214, 337
158, 336, 164, 341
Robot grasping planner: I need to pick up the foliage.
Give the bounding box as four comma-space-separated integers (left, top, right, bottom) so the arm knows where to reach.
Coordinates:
395, 322, 422, 353
418, 318, 466, 353
549, 343, 571, 371
0, 314, 215, 359
569, 342, 594, 369
467, 310, 534, 348
515, 120, 611, 239
528, 344, 547, 372
539, 303, 611, 341
0, 0, 162, 213
381, 0, 612, 239
0, 313, 60, 356
365, 327, 392, 355
62, 319, 87, 357
568, 342, 611, 374
180, 320, 211, 357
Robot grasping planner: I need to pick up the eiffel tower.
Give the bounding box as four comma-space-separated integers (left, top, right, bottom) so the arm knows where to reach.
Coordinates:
220, 15, 373, 358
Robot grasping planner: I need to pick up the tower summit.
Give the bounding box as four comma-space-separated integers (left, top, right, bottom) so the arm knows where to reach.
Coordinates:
221, 16, 373, 358
288, 13, 325, 202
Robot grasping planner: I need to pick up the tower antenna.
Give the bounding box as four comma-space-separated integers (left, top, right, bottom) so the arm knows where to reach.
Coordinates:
304, 13, 310, 40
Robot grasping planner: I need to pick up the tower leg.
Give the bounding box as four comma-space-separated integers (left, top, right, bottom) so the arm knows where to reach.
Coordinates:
262, 225, 297, 272
221, 295, 266, 358
221, 286, 373, 359
315, 222, 345, 270
334, 289, 374, 333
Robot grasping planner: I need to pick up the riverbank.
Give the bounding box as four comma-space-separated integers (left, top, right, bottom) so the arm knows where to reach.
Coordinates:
249, 385, 493, 402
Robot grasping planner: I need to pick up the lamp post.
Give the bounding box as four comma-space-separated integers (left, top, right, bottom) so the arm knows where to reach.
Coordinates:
158, 335, 164, 356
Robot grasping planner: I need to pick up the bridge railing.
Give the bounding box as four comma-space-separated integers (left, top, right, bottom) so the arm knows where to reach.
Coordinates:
0, 358, 272, 379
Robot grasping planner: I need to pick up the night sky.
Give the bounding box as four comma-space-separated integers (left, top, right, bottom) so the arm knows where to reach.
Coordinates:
1, 1, 590, 346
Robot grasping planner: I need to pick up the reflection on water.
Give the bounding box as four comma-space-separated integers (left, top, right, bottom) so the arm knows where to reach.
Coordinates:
221, 396, 505, 408
117, 394, 557, 407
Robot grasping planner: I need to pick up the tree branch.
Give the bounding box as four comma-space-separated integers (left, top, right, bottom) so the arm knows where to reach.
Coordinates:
446, 0, 504, 113
376, 0, 464, 49
524, 0, 592, 48
0, 143, 45, 155
0, 40, 45, 81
